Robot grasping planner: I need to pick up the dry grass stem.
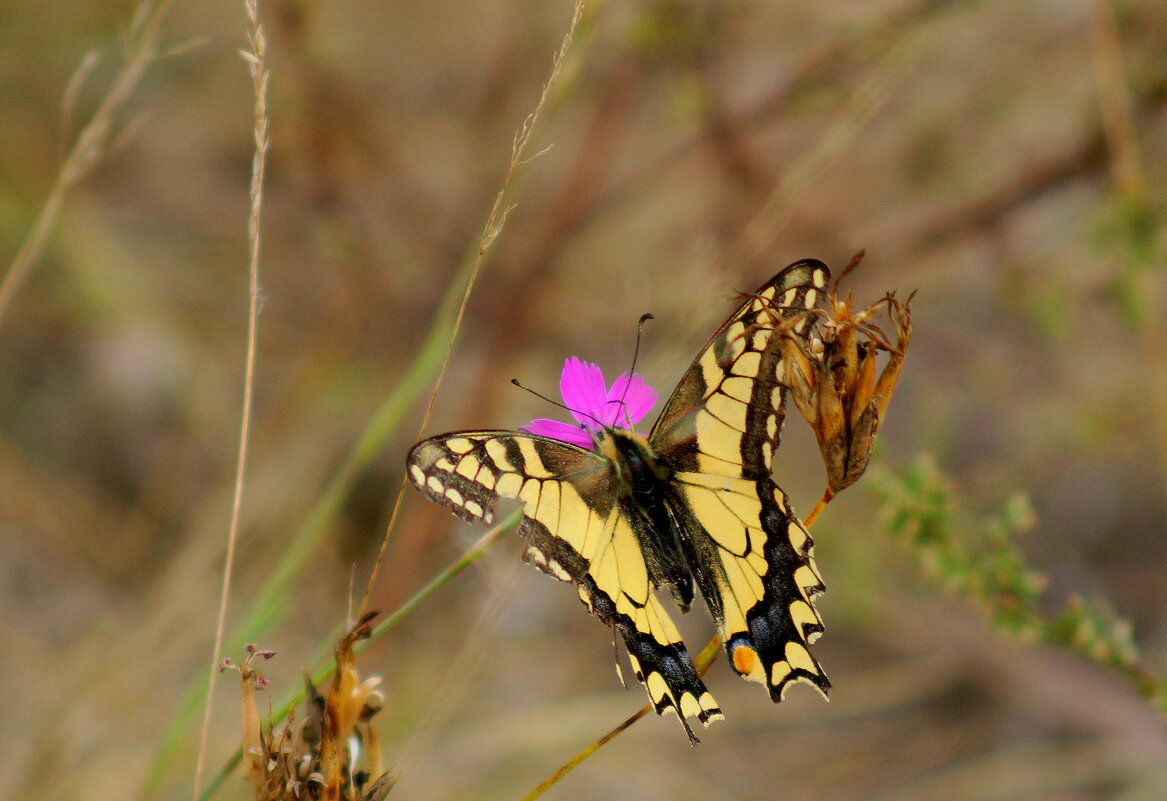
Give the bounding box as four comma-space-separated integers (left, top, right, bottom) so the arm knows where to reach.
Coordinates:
191, 2, 269, 798
1090, 0, 1167, 506
1089, 0, 1147, 203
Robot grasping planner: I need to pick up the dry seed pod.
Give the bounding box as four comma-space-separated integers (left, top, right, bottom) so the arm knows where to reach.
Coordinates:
778, 252, 914, 499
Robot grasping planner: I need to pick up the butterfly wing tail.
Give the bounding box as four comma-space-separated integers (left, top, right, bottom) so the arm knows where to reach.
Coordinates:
576, 571, 723, 742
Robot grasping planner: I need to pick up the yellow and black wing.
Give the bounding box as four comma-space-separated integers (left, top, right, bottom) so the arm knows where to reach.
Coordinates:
649, 259, 832, 702
406, 432, 723, 739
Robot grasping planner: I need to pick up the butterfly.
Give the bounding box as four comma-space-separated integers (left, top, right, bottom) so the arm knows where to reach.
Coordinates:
406, 260, 831, 742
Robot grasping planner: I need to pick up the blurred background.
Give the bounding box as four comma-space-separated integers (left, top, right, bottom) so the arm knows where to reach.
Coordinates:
1, 1, 1165, 799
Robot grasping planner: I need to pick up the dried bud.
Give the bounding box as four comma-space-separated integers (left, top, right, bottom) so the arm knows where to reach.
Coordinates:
230, 622, 388, 800
361, 771, 397, 801
780, 252, 914, 500
239, 662, 264, 788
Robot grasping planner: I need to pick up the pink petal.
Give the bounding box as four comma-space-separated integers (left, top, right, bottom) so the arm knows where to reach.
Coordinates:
522, 418, 595, 449
558, 357, 608, 429
604, 372, 658, 428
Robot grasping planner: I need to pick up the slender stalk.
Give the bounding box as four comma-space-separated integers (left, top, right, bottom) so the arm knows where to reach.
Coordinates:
190, 4, 268, 799
1089, 0, 1167, 505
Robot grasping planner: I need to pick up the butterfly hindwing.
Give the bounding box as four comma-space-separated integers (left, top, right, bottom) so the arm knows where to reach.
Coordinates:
671, 472, 827, 699
651, 260, 832, 701
406, 432, 723, 739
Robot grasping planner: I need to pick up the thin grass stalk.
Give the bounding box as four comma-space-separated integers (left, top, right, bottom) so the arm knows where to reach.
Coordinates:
1089, 0, 1167, 506
189, 3, 268, 799
198, 4, 585, 786
1089, 0, 1147, 204
518, 633, 725, 801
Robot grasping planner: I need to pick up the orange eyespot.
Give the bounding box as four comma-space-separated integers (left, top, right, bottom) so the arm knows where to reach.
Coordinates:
732, 643, 759, 676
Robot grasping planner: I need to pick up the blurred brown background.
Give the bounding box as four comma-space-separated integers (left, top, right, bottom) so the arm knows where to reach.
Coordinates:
1, 1, 1165, 799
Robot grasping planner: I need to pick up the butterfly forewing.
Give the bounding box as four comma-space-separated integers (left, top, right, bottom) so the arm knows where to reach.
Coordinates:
650, 260, 832, 701
650, 258, 828, 470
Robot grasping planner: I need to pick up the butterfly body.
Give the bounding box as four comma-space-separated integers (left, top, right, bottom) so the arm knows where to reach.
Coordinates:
407, 260, 832, 742
596, 428, 698, 610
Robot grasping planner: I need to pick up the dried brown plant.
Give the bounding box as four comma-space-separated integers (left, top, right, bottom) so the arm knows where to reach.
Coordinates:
778, 252, 914, 512
227, 614, 391, 801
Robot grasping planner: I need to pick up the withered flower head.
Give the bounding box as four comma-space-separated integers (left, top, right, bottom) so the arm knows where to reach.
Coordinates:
778, 251, 913, 501
236, 614, 394, 801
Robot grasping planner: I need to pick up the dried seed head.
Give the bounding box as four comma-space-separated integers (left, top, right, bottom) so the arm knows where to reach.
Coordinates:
779, 252, 914, 497
232, 616, 391, 800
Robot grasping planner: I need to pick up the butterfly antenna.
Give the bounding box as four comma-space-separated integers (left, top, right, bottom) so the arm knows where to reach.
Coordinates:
510, 378, 606, 431
612, 313, 654, 428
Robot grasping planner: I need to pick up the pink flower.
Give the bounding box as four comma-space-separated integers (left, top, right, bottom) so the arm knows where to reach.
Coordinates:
522, 357, 658, 449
